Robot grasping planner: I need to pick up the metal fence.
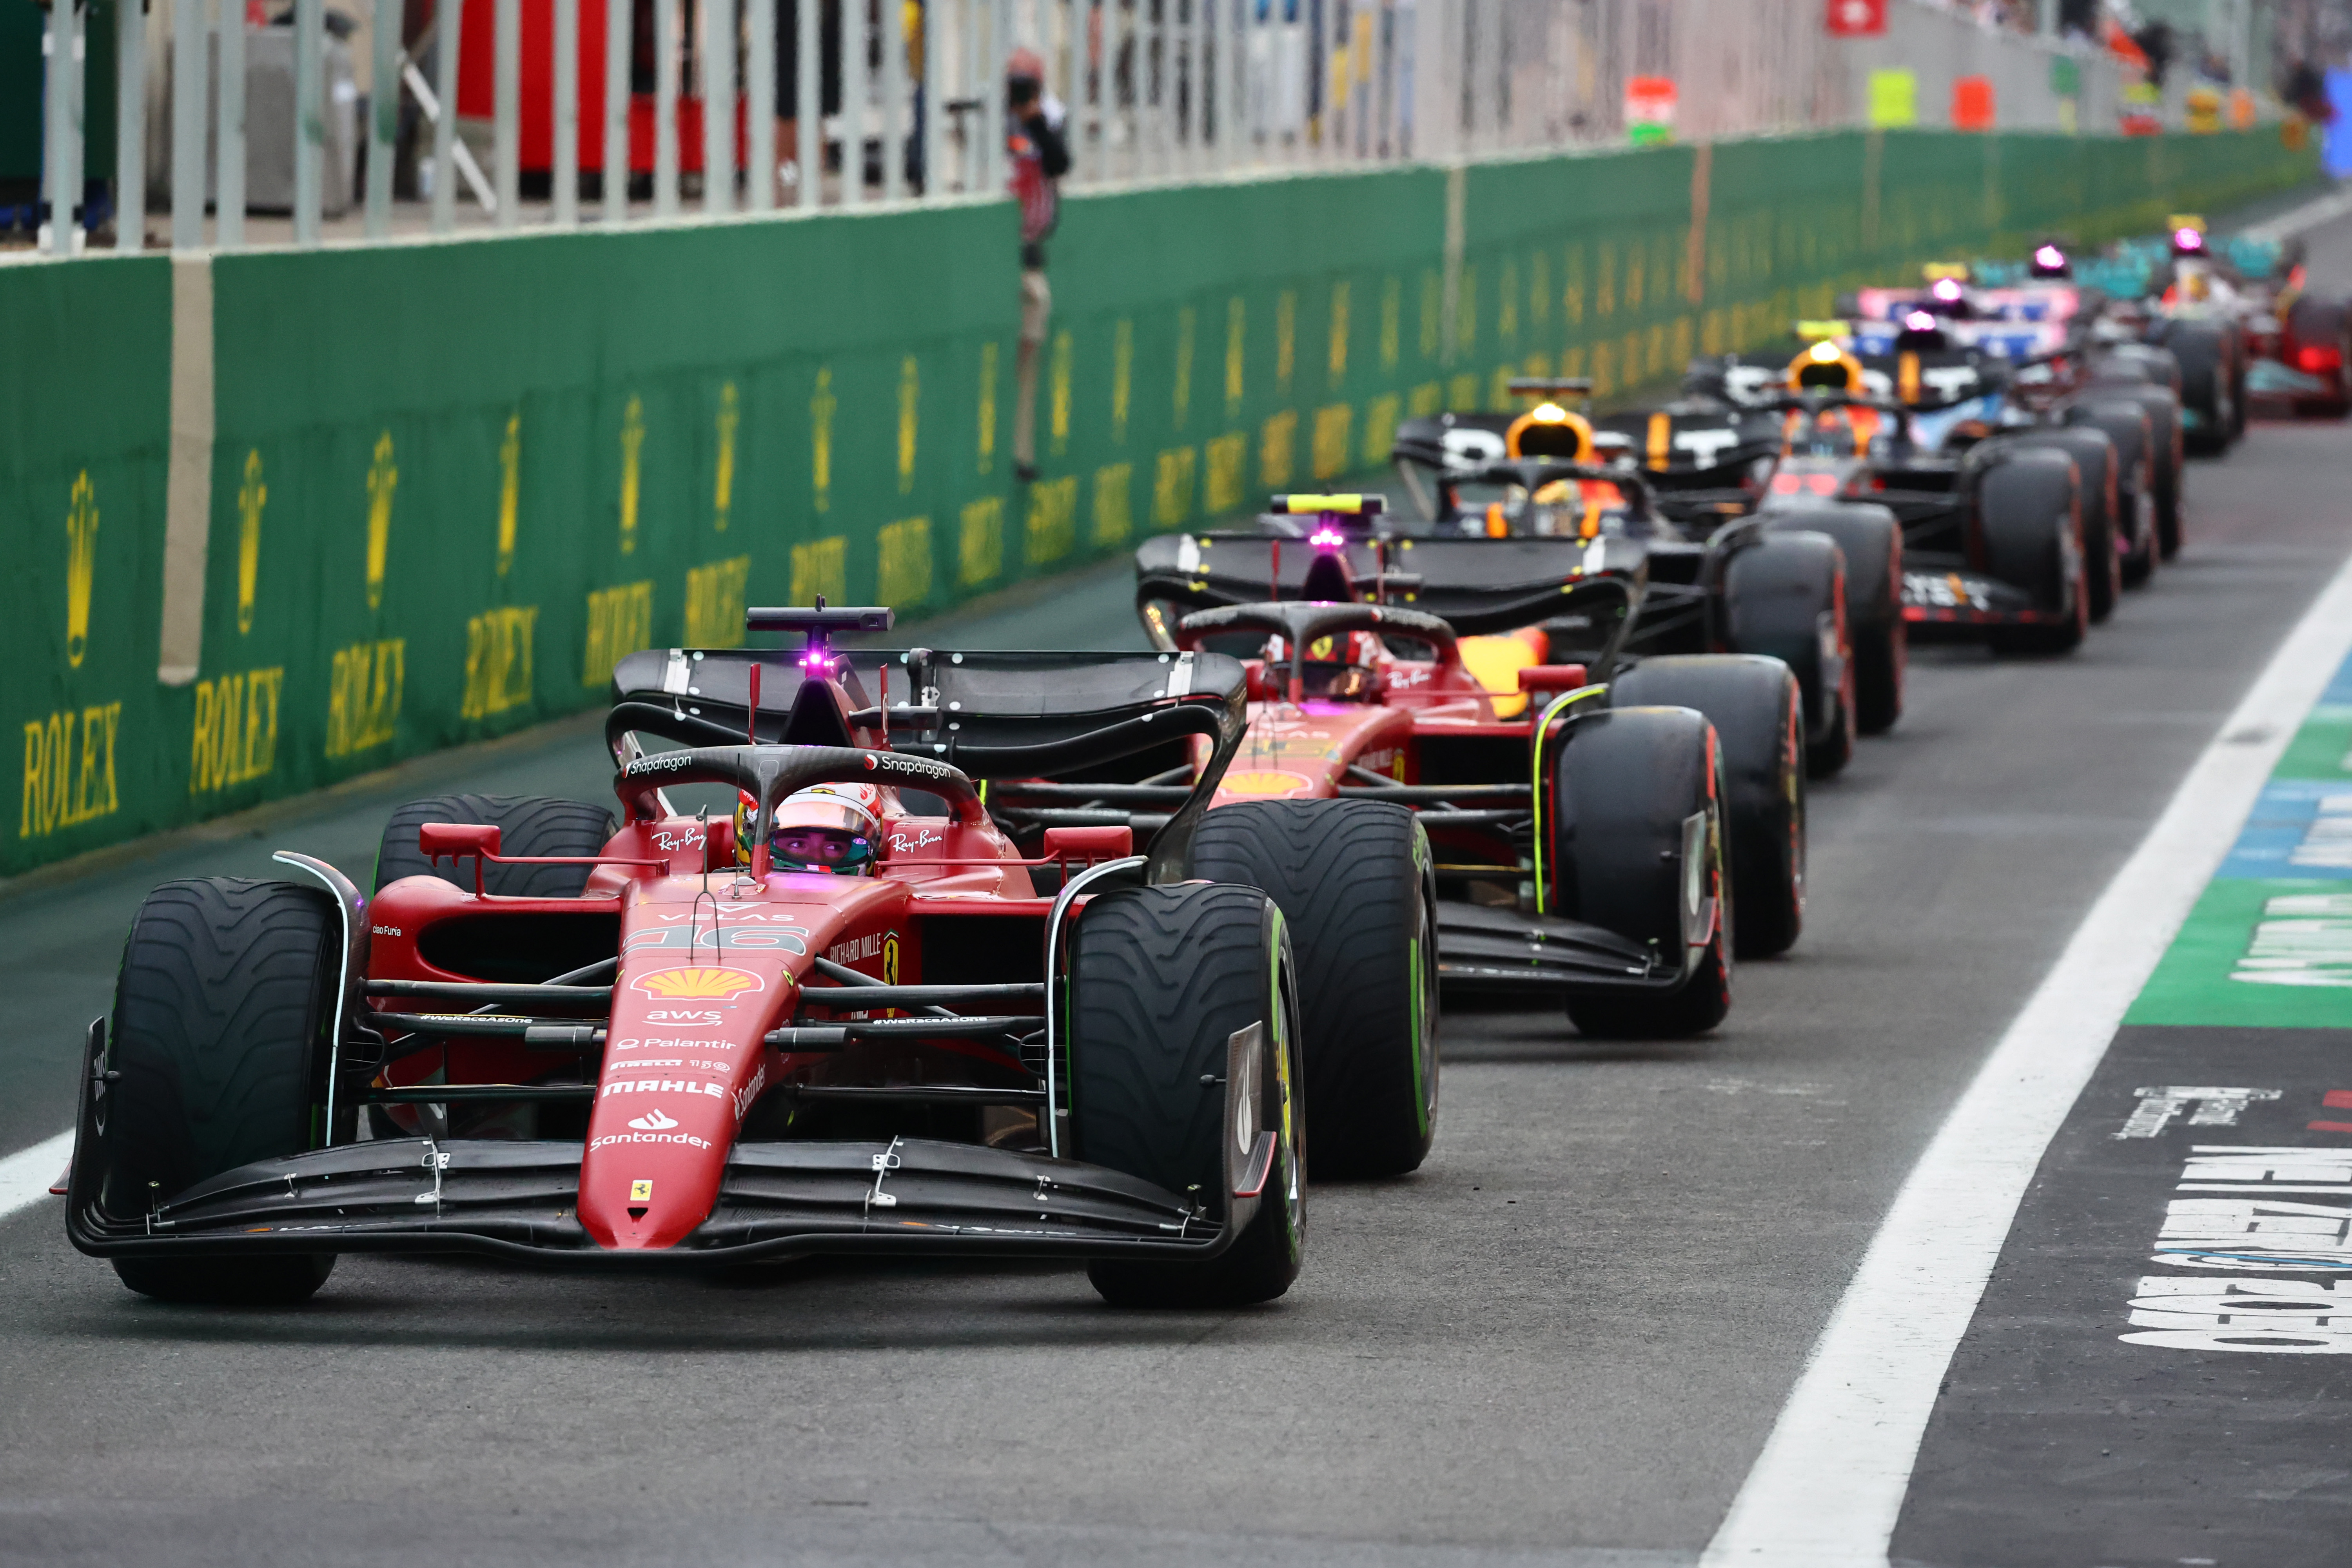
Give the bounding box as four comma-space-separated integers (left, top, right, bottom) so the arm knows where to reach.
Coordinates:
26, 0, 2233, 257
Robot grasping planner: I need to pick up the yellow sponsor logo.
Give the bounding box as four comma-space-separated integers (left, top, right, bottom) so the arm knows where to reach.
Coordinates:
190, 666, 283, 793
630, 966, 765, 1001
327, 638, 405, 758
1218, 770, 1315, 799
20, 702, 121, 838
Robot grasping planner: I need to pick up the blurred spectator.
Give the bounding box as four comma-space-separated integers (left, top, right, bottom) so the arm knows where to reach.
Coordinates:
1008, 47, 1070, 484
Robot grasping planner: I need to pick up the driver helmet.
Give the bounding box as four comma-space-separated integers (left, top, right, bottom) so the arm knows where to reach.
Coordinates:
1788, 339, 1866, 393
737, 782, 884, 875
1264, 630, 1384, 700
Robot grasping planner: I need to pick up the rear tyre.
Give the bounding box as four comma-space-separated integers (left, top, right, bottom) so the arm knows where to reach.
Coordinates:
2062, 400, 2156, 591
1765, 505, 1903, 733
373, 794, 618, 896
1969, 446, 2087, 657
101, 879, 341, 1305
2010, 428, 2121, 622
1722, 532, 1854, 778
2166, 319, 2236, 455
1074, 884, 1306, 1308
1189, 800, 1438, 1180
1546, 708, 1733, 1038
1611, 656, 1804, 960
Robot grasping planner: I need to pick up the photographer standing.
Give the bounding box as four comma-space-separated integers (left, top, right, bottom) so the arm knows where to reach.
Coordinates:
1007, 47, 1071, 484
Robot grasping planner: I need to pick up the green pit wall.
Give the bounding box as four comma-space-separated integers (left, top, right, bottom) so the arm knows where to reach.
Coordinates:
0, 125, 2317, 877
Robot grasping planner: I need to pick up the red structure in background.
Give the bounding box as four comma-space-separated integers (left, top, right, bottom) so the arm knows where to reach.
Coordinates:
455, 0, 734, 176
1824, 0, 1886, 37
1952, 75, 1994, 131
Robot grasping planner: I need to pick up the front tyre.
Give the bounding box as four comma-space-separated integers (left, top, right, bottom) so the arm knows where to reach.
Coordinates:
1073, 884, 1306, 1308
1189, 800, 1439, 1179
100, 879, 343, 1305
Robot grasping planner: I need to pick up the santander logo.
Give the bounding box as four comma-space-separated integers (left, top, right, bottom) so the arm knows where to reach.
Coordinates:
627, 1109, 680, 1131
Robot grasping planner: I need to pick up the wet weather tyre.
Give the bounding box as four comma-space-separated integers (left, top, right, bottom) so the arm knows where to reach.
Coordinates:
373, 794, 618, 897
1072, 884, 1306, 1308
1764, 505, 1903, 733
1970, 447, 2087, 657
101, 879, 341, 1305
2010, 427, 2122, 621
1722, 531, 1853, 778
1547, 707, 1733, 1038
2063, 399, 2156, 590
2166, 319, 2236, 455
1611, 656, 1804, 960
1189, 800, 1438, 1180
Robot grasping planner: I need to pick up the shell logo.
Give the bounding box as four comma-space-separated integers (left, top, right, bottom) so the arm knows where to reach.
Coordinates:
629, 966, 764, 1001
1218, 770, 1315, 798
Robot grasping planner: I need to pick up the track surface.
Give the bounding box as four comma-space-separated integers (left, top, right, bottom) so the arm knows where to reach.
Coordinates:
3, 223, 2350, 1566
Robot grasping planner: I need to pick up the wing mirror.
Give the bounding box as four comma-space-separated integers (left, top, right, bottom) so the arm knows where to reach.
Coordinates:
1517, 664, 1590, 695
1041, 826, 1134, 864
419, 822, 502, 893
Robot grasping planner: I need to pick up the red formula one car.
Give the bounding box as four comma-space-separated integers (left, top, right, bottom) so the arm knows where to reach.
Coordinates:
65, 608, 1334, 1309
1098, 495, 1797, 1039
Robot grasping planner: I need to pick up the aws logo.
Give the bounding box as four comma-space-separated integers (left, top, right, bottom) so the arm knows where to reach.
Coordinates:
628, 965, 764, 1002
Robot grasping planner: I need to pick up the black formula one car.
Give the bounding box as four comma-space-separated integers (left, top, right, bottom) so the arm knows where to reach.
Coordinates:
67, 606, 1475, 1307
1377, 379, 1898, 764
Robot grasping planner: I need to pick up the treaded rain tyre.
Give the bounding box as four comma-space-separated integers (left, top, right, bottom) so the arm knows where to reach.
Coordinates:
2008, 428, 2121, 621
1548, 707, 1733, 1038
1073, 884, 1305, 1308
373, 794, 618, 897
1721, 532, 1854, 778
2166, 319, 2236, 455
1189, 800, 1438, 1180
1611, 656, 1804, 960
1764, 504, 1903, 734
1969, 446, 2087, 657
2063, 400, 2156, 589
102, 878, 340, 1305
2090, 380, 2186, 557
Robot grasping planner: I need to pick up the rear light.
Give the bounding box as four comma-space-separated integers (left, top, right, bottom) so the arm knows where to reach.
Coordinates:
2299, 345, 2342, 374
1806, 473, 1839, 496
1771, 474, 1801, 495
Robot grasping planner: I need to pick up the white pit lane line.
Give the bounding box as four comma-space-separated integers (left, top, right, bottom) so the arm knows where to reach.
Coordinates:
1701, 548, 2352, 1568
0, 1130, 76, 1228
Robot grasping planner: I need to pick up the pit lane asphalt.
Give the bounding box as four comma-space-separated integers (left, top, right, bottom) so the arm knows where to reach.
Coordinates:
4, 229, 2352, 1568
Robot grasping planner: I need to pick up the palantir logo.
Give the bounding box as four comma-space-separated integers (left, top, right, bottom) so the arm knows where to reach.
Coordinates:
628, 1109, 679, 1131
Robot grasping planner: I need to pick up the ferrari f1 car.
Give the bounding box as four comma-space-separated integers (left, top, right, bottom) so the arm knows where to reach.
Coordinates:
63, 606, 1440, 1308
1127, 493, 1804, 1027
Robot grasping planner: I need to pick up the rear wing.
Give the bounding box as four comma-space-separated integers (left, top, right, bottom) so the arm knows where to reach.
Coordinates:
1589, 408, 1781, 480
1134, 531, 1639, 640
609, 638, 1250, 884
610, 645, 1248, 777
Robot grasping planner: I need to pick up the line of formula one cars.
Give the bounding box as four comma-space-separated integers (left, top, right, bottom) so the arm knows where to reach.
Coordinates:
58, 226, 2306, 1315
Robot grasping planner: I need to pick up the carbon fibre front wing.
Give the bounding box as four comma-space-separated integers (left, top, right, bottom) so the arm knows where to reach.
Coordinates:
65, 1133, 1241, 1267
1435, 901, 1685, 995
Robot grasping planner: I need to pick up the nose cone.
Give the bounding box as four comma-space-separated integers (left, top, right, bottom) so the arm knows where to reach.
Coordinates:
578, 957, 785, 1249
